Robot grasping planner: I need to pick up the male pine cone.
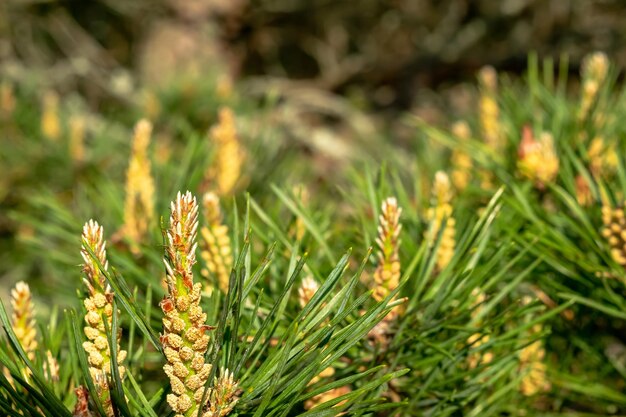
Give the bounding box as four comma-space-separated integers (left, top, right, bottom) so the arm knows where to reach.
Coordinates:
200, 192, 233, 294
427, 171, 456, 271
11, 281, 38, 361
161, 192, 214, 417
81, 220, 126, 417
601, 203, 626, 266
372, 197, 402, 303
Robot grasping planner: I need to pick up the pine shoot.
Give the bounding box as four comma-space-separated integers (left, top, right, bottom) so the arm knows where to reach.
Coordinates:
81, 220, 126, 416
200, 192, 233, 294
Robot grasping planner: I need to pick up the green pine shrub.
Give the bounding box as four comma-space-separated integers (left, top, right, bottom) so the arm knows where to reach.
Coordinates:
1, 51, 625, 416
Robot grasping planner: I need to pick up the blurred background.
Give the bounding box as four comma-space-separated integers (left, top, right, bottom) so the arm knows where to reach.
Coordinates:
2, 0, 625, 117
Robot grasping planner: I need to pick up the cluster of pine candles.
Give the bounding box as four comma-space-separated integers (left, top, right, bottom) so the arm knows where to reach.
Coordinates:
2, 49, 626, 416
2, 117, 545, 415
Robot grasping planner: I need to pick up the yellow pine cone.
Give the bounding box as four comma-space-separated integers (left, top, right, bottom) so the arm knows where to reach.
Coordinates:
304, 385, 351, 411
161, 192, 216, 417
588, 136, 617, 179
372, 197, 402, 303
73, 386, 93, 417
435, 218, 455, 271
298, 276, 319, 308
207, 107, 245, 196
575, 175, 593, 207
478, 66, 503, 151
478, 169, 496, 191
289, 184, 310, 241
517, 126, 559, 189
469, 288, 486, 320
519, 325, 550, 396
601, 203, 626, 266
216, 74, 234, 99
141, 90, 161, 121
579, 51, 609, 121
122, 119, 155, 250
41, 90, 61, 141
200, 192, 233, 293
1, 81, 15, 117
309, 366, 335, 385
467, 333, 493, 370
81, 220, 126, 417
11, 281, 38, 360
203, 368, 240, 417
582, 51, 609, 83
466, 289, 492, 369
432, 171, 452, 203
44, 350, 60, 382
69, 115, 86, 163
367, 198, 403, 347
450, 121, 473, 191
426, 172, 456, 271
